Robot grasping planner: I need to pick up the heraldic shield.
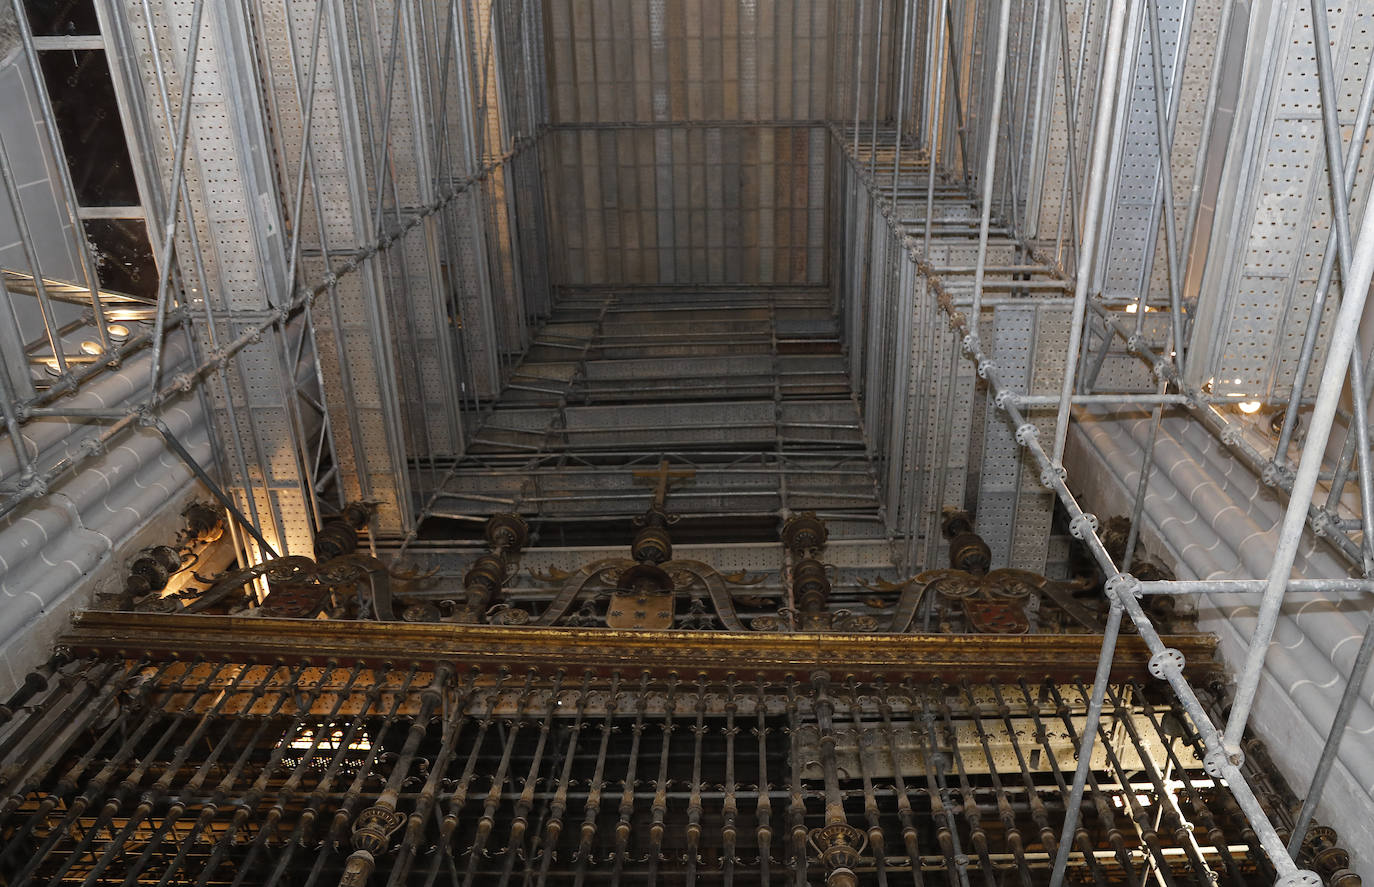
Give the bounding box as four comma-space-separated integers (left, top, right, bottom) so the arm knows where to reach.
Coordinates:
606, 563, 676, 630
963, 597, 1030, 634
606, 590, 675, 629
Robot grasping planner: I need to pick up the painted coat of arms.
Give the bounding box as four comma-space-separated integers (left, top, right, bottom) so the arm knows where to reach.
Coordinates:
605, 563, 676, 630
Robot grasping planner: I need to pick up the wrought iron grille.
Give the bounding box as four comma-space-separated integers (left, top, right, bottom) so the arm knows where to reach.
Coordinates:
0, 658, 1313, 886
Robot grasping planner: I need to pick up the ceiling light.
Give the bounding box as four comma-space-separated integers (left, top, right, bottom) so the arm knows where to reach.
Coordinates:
107, 324, 130, 341
80, 340, 104, 356
1238, 401, 1262, 414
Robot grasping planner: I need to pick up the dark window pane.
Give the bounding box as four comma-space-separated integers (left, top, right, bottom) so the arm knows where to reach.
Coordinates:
38, 50, 140, 206
21, 0, 99, 36
83, 218, 157, 301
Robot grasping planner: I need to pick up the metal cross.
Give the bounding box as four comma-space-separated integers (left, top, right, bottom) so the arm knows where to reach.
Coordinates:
632, 459, 696, 508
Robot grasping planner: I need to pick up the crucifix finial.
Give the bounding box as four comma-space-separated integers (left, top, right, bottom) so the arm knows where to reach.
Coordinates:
632, 458, 696, 509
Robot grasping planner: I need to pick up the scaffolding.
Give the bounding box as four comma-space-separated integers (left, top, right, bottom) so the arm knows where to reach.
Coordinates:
0, 0, 1373, 883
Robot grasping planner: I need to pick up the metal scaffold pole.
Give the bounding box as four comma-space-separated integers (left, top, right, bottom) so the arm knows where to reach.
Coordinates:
1051, 0, 1130, 468
1223, 9, 1374, 753
834, 79, 1321, 885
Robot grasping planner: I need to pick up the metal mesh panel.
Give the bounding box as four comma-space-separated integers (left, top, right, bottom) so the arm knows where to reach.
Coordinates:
1197, 0, 1374, 398
547, 125, 828, 285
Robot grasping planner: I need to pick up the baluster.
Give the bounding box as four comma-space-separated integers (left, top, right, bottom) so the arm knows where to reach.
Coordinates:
1103, 684, 1216, 887
45, 659, 236, 887
810, 671, 865, 887
959, 681, 1033, 887
152, 661, 316, 887
260, 667, 394, 886
0, 654, 83, 734
721, 675, 740, 886
572, 671, 622, 886
874, 679, 925, 887
299, 833, 336, 887
227, 663, 368, 886
644, 674, 680, 883
0, 659, 166, 867
534, 671, 593, 887
934, 681, 999, 887
117, 661, 289, 887
681, 675, 710, 886
1043, 680, 1138, 882
752, 675, 774, 884
906, 679, 965, 887
386, 669, 480, 887
785, 678, 809, 887
497, 670, 565, 886
342, 664, 456, 886
328, 666, 423, 849
1059, 681, 1185, 887
1218, 791, 1273, 882
1238, 736, 1296, 881
1130, 682, 1249, 887
846, 677, 889, 886
193, 661, 345, 887
462, 670, 539, 885
988, 682, 1059, 863
82, 661, 258, 886
1197, 709, 1280, 886
426, 670, 511, 887
305, 666, 422, 886
0, 659, 130, 806
0, 658, 88, 769
611, 672, 651, 884
7, 657, 208, 885
1013, 678, 1110, 887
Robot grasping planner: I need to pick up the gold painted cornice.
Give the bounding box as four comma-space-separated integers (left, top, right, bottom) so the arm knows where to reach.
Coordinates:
64, 611, 1218, 681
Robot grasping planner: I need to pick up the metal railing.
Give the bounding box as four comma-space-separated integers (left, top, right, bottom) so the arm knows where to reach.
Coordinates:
0, 659, 1307, 886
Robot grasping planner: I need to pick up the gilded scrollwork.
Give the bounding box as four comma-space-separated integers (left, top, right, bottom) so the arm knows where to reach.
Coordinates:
118, 497, 1117, 640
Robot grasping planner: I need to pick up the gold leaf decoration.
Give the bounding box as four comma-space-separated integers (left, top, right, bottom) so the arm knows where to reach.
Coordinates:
527, 566, 572, 584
